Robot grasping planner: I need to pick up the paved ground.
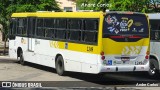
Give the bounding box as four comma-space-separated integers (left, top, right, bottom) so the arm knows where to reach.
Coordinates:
0, 56, 160, 90
0, 56, 81, 81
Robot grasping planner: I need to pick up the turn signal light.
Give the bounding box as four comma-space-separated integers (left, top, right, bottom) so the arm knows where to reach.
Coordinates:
100, 51, 104, 55
146, 51, 149, 55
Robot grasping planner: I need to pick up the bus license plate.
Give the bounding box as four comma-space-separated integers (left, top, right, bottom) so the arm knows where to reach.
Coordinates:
121, 57, 130, 61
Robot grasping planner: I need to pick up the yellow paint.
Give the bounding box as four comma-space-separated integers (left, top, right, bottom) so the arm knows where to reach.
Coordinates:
11, 12, 103, 18
50, 41, 100, 54
102, 38, 149, 55
128, 19, 133, 31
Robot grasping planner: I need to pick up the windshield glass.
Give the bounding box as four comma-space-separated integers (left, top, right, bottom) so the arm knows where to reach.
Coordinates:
103, 13, 149, 37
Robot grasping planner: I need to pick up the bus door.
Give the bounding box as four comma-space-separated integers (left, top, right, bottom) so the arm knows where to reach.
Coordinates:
27, 17, 36, 51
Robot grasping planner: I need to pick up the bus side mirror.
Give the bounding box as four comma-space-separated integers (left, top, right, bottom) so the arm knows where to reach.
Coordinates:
9, 35, 15, 40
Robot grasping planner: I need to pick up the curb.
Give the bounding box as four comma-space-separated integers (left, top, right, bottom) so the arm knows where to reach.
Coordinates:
0, 55, 10, 59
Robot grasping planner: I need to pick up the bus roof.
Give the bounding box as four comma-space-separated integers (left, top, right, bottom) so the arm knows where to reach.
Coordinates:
147, 13, 160, 19
11, 11, 145, 18
11, 12, 104, 18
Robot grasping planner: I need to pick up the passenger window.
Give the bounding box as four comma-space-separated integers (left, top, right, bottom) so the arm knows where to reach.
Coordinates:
17, 18, 26, 35
36, 19, 45, 37
45, 29, 54, 38
55, 19, 66, 39
44, 19, 54, 28
44, 19, 55, 38
55, 19, 66, 29
10, 18, 17, 35
150, 22, 160, 41
83, 19, 98, 43
84, 19, 98, 30
68, 19, 81, 41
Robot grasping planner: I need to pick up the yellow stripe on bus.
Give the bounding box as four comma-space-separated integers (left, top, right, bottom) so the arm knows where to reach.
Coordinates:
49, 41, 100, 54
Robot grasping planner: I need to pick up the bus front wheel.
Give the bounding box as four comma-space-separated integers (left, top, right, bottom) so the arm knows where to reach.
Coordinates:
20, 51, 25, 65
55, 56, 65, 76
148, 59, 159, 77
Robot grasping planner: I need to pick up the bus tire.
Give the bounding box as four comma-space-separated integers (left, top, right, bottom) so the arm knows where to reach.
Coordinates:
148, 59, 159, 77
19, 51, 25, 65
56, 56, 65, 76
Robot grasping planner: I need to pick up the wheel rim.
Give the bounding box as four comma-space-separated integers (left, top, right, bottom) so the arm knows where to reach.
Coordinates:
150, 63, 156, 75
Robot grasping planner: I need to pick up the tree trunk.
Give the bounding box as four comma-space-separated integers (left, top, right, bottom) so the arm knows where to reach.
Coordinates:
3, 38, 6, 55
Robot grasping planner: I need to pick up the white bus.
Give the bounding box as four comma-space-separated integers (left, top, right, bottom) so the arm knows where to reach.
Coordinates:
148, 13, 160, 76
9, 12, 150, 76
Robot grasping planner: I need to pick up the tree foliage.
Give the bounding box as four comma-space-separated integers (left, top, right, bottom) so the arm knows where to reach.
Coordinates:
109, 0, 148, 12
0, 0, 61, 54
76, 0, 160, 13
0, 0, 61, 40
7, 0, 61, 13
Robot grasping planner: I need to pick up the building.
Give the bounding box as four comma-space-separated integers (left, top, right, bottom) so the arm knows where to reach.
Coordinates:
56, 0, 77, 12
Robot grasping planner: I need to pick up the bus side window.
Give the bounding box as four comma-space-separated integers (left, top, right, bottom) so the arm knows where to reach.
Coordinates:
44, 18, 55, 38
156, 25, 160, 40
150, 21, 160, 41
155, 31, 159, 40
83, 19, 98, 44
36, 18, 45, 37
55, 19, 66, 40
10, 18, 17, 35
68, 19, 81, 41
22, 19, 27, 36
17, 19, 23, 35
16, 18, 27, 36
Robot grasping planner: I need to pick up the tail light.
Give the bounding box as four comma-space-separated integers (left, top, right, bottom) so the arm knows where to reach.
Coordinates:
145, 51, 149, 59
101, 51, 105, 60
145, 55, 149, 59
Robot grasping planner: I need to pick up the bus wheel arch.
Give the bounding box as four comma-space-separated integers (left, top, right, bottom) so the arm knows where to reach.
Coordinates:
149, 55, 159, 76
55, 54, 66, 76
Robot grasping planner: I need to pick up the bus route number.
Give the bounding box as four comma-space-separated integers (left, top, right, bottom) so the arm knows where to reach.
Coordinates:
87, 46, 93, 52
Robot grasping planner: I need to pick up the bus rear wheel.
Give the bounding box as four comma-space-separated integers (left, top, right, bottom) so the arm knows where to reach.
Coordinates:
20, 51, 25, 65
56, 56, 65, 76
148, 59, 159, 77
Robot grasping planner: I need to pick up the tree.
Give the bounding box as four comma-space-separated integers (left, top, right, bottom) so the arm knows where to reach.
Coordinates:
109, 0, 148, 12
0, 0, 10, 55
0, 0, 61, 55
109, 0, 160, 13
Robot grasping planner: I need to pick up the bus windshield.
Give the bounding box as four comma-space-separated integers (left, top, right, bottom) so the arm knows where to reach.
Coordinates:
103, 13, 149, 37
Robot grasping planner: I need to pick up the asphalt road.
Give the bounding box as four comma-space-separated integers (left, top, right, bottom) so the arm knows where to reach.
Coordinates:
0, 56, 160, 89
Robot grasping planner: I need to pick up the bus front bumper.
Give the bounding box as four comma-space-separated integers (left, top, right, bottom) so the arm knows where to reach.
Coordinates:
99, 62, 149, 73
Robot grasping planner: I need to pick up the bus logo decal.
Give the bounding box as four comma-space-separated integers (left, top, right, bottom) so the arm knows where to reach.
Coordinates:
21, 38, 26, 44
50, 41, 59, 48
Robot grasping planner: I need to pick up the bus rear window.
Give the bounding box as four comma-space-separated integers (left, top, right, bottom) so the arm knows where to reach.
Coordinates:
103, 13, 149, 37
